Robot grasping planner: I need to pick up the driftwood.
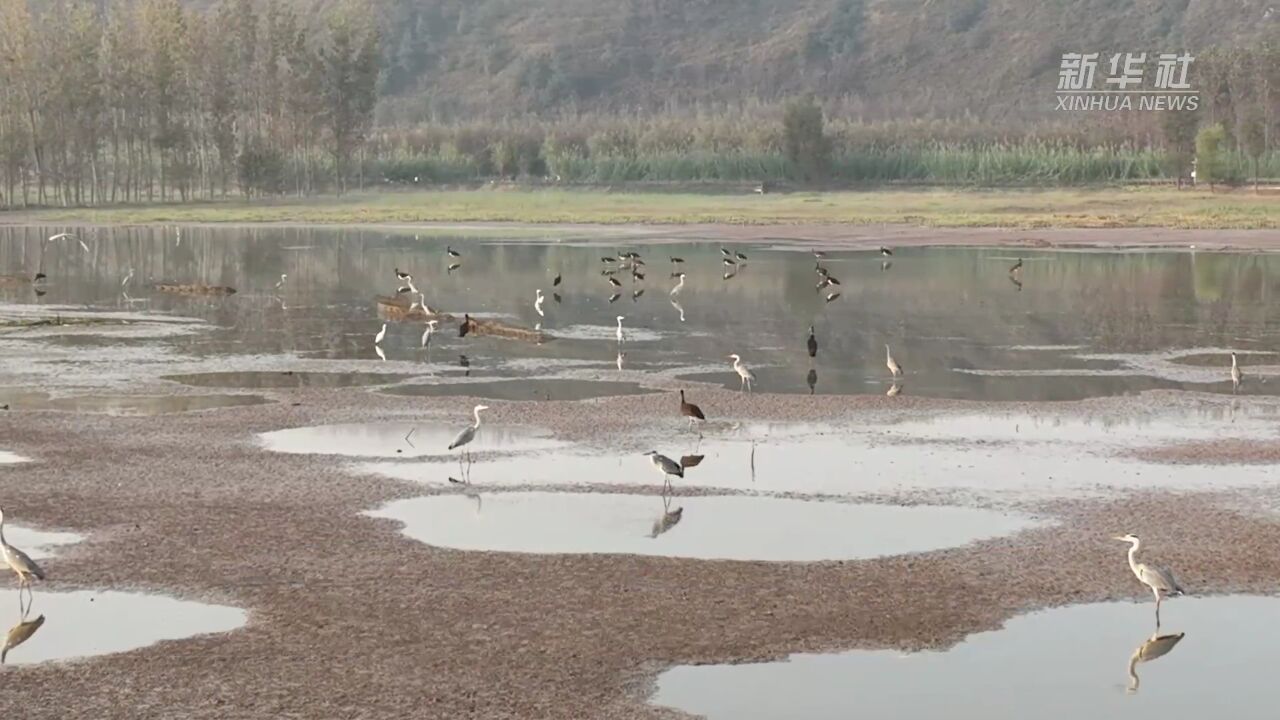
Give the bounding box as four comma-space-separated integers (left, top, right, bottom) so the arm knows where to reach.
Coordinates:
375, 295, 549, 344
153, 283, 237, 296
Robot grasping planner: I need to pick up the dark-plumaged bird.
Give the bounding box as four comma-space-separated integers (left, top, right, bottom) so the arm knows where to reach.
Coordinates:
721, 248, 732, 258
679, 389, 706, 429
735, 251, 748, 262
608, 276, 622, 288
459, 314, 472, 337
880, 246, 893, 257
602, 256, 616, 263
815, 263, 830, 278
395, 267, 412, 281
807, 326, 818, 358
807, 368, 818, 394
632, 289, 645, 301
609, 293, 622, 303
1010, 258, 1024, 273
447, 263, 461, 273
447, 246, 461, 258
825, 292, 841, 303
632, 271, 646, 281
670, 256, 685, 265
552, 273, 561, 287
722, 258, 737, 267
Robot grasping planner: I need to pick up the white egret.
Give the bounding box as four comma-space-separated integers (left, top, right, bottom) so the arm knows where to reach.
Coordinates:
615, 316, 625, 344
728, 353, 755, 392
534, 289, 545, 317
374, 323, 387, 345
421, 320, 438, 348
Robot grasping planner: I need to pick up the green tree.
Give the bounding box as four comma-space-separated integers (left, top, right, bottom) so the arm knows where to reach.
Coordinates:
782, 98, 831, 182
1160, 109, 1198, 187
1240, 109, 1267, 193
315, 2, 381, 192
1194, 123, 1227, 190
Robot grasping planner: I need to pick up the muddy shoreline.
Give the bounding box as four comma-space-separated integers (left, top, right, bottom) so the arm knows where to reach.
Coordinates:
2, 384, 1279, 718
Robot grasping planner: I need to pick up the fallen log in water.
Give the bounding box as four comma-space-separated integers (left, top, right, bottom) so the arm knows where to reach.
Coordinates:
375, 295, 549, 344
153, 283, 237, 296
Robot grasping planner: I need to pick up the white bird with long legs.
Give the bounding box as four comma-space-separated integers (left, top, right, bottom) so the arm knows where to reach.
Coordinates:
728, 354, 755, 392
615, 316, 625, 344
1115, 533, 1185, 627
421, 320, 438, 348
1231, 351, 1242, 391
374, 323, 387, 346
534, 289, 545, 317
448, 405, 490, 477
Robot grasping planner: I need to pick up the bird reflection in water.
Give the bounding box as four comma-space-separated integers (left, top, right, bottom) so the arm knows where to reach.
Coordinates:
670, 298, 685, 322
650, 492, 684, 539
2, 611, 45, 664
458, 355, 471, 377
887, 382, 903, 397
1126, 630, 1185, 693
807, 368, 818, 395
1008, 274, 1023, 292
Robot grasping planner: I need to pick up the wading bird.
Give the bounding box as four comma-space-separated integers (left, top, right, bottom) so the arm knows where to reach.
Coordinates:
720, 248, 732, 258
1115, 533, 1185, 626
735, 251, 748, 262
1126, 630, 1185, 693
807, 326, 818, 358
807, 368, 818, 394
669, 256, 685, 265
601, 256, 616, 264
679, 390, 706, 430
395, 267, 412, 282
374, 323, 387, 346
275, 273, 287, 290
824, 292, 841, 303
608, 276, 622, 289
0, 508, 45, 609
1231, 352, 1242, 391
729, 353, 755, 392
421, 320, 438, 348
670, 272, 686, 296
448, 405, 490, 471
609, 293, 622, 304
447, 263, 461, 273
121, 268, 134, 289
722, 258, 737, 268
885, 345, 903, 378
644, 450, 684, 491
447, 246, 461, 259
632, 289, 644, 302
813, 249, 827, 259
615, 315, 625, 344
1009, 258, 1023, 273
553, 273, 561, 287
880, 246, 893, 257
534, 289, 545, 317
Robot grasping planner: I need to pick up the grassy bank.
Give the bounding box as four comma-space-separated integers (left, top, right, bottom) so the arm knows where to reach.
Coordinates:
2, 186, 1276, 229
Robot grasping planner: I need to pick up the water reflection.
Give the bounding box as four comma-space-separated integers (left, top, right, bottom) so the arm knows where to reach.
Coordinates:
2, 612, 45, 663
1127, 631, 1186, 693
7, 228, 1280, 400
654, 597, 1277, 720
368, 493, 1038, 561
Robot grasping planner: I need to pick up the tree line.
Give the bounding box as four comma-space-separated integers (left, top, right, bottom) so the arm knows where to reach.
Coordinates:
0, 0, 380, 208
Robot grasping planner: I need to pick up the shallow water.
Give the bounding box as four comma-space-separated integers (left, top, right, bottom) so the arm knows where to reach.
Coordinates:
258, 421, 567, 458
165, 371, 409, 389
3, 227, 1280, 401
0, 590, 246, 666
0, 392, 272, 415
3, 525, 83, 560
652, 595, 1280, 720
380, 378, 658, 402
367, 492, 1039, 561
357, 408, 1280, 499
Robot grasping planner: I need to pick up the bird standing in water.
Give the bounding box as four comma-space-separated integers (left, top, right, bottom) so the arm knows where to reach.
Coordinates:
1115, 534, 1185, 627
534, 289, 545, 317
615, 316, 625, 344
880, 246, 893, 257
729, 354, 756, 392
885, 344, 903, 378
1231, 352, 1242, 391
448, 405, 490, 475
374, 323, 387, 346
0, 508, 45, 611
1009, 258, 1023, 274
644, 451, 684, 491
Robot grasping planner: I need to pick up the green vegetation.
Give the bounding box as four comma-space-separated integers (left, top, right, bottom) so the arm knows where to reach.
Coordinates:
6, 187, 1275, 229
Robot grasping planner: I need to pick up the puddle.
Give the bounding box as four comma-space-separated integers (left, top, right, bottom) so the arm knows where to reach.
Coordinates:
380, 379, 658, 402
1169, 352, 1280, 368
0, 392, 271, 415
366, 492, 1038, 561
3, 525, 83, 560
8, 229, 1280, 402
165, 371, 409, 389
357, 411, 1280, 499
259, 422, 567, 458
0, 590, 246, 666
652, 595, 1280, 720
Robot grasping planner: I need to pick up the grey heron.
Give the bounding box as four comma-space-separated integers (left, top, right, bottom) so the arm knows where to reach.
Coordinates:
644, 450, 684, 490
1115, 534, 1185, 626
669, 273, 686, 296
679, 390, 706, 430
728, 353, 755, 392
651, 495, 684, 538
1231, 352, 1242, 391
421, 320, 438, 348
448, 404, 490, 471
534, 289, 545, 317
374, 323, 387, 345
1126, 630, 1185, 693
615, 316, 625, 344
807, 326, 818, 358
0, 508, 45, 609
885, 345, 903, 378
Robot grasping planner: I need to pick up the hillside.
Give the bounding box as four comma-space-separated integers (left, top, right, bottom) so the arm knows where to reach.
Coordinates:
373, 0, 1279, 121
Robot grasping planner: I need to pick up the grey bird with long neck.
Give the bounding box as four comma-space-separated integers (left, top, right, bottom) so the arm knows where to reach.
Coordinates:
1115, 533, 1185, 627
